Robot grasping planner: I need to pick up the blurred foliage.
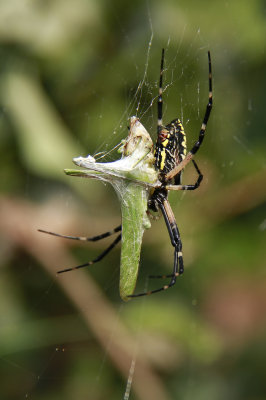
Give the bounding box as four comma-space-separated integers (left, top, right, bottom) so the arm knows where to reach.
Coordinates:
0, 0, 266, 399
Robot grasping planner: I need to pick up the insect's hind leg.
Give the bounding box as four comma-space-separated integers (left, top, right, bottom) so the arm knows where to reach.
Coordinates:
38, 225, 122, 242
57, 234, 122, 273
38, 225, 122, 274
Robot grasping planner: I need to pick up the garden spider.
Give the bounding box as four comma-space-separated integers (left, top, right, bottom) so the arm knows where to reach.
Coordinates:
39, 50, 212, 298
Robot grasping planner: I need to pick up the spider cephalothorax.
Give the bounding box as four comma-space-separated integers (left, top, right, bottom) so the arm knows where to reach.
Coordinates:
155, 119, 186, 174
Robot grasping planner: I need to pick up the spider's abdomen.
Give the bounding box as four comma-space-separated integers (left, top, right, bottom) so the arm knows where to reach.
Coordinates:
154, 118, 187, 177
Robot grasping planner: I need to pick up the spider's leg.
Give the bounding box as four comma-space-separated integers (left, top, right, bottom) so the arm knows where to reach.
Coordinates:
152, 162, 203, 281
57, 234, 121, 274
165, 160, 203, 191
189, 52, 212, 156
128, 199, 183, 298
38, 225, 121, 242
157, 48, 165, 131
166, 51, 212, 181
159, 198, 184, 276
149, 160, 203, 282
148, 198, 184, 279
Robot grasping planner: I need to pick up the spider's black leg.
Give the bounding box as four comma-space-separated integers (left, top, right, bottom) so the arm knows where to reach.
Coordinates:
128, 199, 183, 298
157, 48, 165, 132
150, 160, 203, 282
38, 225, 121, 242
149, 198, 184, 279
166, 51, 212, 181
57, 233, 121, 274
165, 160, 203, 191
189, 51, 212, 157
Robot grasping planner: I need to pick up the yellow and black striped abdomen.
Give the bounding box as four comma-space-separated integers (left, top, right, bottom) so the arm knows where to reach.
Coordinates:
154, 118, 187, 179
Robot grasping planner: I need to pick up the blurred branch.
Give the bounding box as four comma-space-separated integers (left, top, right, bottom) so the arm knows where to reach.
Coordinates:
0, 0, 98, 57
1, 71, 82, 180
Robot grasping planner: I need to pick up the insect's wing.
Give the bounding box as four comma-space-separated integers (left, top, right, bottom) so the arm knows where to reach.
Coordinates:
119, 182, 151, 301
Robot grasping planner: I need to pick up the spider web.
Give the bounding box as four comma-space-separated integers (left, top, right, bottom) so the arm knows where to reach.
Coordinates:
90, 36, 209, 172
0, 6, 212, 400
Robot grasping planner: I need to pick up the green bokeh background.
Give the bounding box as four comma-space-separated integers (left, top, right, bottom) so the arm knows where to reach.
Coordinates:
0, 1, 265, 399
